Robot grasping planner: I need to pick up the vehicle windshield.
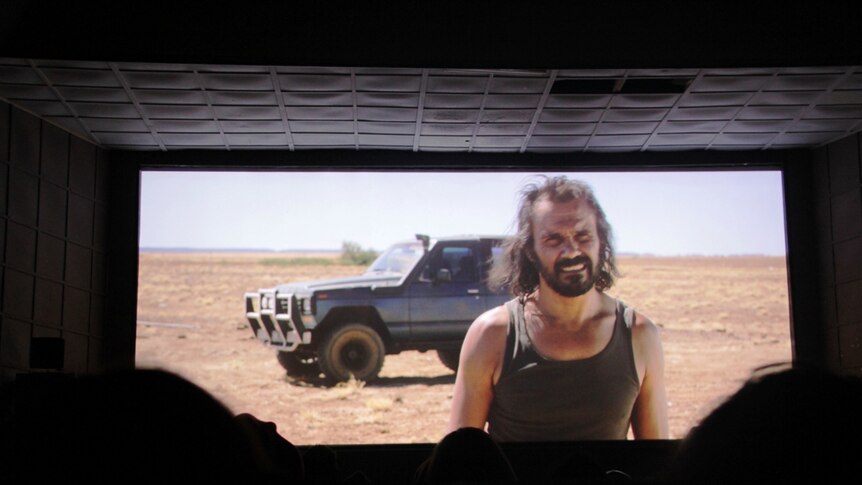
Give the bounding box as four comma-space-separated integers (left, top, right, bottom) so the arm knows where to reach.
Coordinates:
364, 241, 425, 275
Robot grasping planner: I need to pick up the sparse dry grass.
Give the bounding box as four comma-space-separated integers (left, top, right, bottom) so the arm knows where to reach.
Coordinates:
136, 252, 792, 444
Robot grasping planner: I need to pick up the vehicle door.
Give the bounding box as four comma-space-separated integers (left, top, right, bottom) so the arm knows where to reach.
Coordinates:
408, 242, 486, 344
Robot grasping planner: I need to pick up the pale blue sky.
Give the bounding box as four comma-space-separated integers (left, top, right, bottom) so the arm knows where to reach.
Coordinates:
139, 170, 787, 256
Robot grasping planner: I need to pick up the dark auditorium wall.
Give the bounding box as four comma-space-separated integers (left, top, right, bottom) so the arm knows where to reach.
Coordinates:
0, 99, 110, 381
812, 133, 862, 374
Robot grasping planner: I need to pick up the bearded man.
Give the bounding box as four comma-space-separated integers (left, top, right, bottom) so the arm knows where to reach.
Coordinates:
448, 176, 668, 441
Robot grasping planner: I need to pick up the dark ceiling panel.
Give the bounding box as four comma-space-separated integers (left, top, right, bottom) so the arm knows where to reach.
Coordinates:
208, 91, 278, 105
426, 76, 487, 93
283, 92, 353, 106
133, 90, 208, 104
121, 71, 200, 89
278, 74, 352, 91
424, 94, 483, 109
1, 59, 860, 153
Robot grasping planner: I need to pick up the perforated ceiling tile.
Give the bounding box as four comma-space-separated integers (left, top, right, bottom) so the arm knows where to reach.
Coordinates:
539, 109, 603, 123
473, 136, 524, 148
287, 106, 354, 120
748, 91, 822, 106
119, 71, 200, 89
68, 102, 139, 118
737, 106, 806, 120
161, 133, 226, 146
691, 76, 771, 92
609, 94, 680, 109
820, 91, 862, 105
723, 120, 791, 133
419, 136, 472, 148
283, 92, 353, 106
420, 123, 474, 136
208, 91, 278, 105
292, 133, 356, 145
81, 118, 149, 132
793, 119, 860, 132
765, 75, 840, 91
596, 122, 659, 135
480, 109, 535, 123
423, 109, 479, 123
140, 104, 212, 119
545, 94, 611, 109
149, 120, 220, 133
0, 66, 43, 84
649, 133, 717, 145
357, 134, 413, 146
484, 94, 541, 109
588, 135, 650, 147
533, 123, 596, 135
225, 134, 291, 145
528, 135, 590, 147
424, 94, 483, 109
712, 133, 778, 145
0, 84, 57, 100
213, 106, 280, 120
658, 121, 728, 133
678, 93, 752, 107
489, 77, 548, 94
289, 121, 355, 133
477, 124, 530, 135
40, 68, 120, 87
221, 120, 285, 133
93, 132, 156, 145
603, 108, 667, 122
200, 73, 274, 91
426, 76, 488, 93
133, 90, 208, 104
668, 106, 740, 121
772, 132, 842, 145
358, 107, 417, 122
55, 87, 129, 103
805, 106, 862, 119
355, 92, 419, 107
279, 74, 352, 91
355, 75, 422, 92
358, 122, 416, 135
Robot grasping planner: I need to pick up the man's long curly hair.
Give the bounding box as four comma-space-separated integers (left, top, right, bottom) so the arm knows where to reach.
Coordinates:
488, 176, 619, 298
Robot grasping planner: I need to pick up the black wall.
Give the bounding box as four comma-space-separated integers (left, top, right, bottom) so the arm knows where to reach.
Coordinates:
0, 100, 111, 380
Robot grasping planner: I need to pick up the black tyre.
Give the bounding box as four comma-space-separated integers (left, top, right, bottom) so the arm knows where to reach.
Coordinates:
437, 348, 460, 372
276, 351, 320, 378
319, 324, 385, 382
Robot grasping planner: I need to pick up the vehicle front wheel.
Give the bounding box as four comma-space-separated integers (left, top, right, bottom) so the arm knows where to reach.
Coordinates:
276, 351, 320, 379
437, 349, 460, 372
319, 324, 385, 383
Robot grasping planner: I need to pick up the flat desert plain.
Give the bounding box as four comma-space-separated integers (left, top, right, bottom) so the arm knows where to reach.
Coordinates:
136, 252, 791, 444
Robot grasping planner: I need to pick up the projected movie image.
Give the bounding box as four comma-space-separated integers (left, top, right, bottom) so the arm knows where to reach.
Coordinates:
136, 170, 790, 444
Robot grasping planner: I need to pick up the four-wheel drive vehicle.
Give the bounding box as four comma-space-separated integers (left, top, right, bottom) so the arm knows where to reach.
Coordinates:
244, 235, 509, 382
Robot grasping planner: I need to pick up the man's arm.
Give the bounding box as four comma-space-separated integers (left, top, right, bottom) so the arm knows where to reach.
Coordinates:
447, 306, 508, 433
630, 313, 669, 439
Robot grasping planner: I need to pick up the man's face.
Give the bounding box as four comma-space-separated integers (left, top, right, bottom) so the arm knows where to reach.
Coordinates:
529, 197, 602, 297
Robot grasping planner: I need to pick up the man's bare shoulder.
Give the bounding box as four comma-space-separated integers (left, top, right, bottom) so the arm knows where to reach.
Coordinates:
464, 304, 510, 345
631, 310, 662, 343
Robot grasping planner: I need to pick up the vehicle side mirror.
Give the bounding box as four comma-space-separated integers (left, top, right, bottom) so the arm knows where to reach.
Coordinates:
435, 268, 452, 283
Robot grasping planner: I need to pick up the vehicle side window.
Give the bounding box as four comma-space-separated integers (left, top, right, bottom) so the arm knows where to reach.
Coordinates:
420, 246, 478, 283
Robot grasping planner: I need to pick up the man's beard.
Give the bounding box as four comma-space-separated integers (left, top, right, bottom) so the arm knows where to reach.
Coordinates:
534, 254, 597, 297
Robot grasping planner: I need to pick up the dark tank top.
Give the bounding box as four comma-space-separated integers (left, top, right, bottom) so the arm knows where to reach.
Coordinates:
487, 298, 640, 442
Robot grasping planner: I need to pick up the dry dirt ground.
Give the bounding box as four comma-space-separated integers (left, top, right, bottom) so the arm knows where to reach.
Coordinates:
136, 252, 791, 445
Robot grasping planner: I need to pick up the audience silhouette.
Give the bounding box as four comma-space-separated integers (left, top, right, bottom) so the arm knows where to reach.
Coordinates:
414, 426, 517, 484
665, 363, 862, 484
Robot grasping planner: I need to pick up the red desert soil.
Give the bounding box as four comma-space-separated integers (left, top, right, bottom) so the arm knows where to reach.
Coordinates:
136, 252, 791, 444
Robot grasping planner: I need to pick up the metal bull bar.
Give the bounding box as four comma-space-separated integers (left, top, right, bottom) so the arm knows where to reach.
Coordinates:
244, 289, 311, 351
